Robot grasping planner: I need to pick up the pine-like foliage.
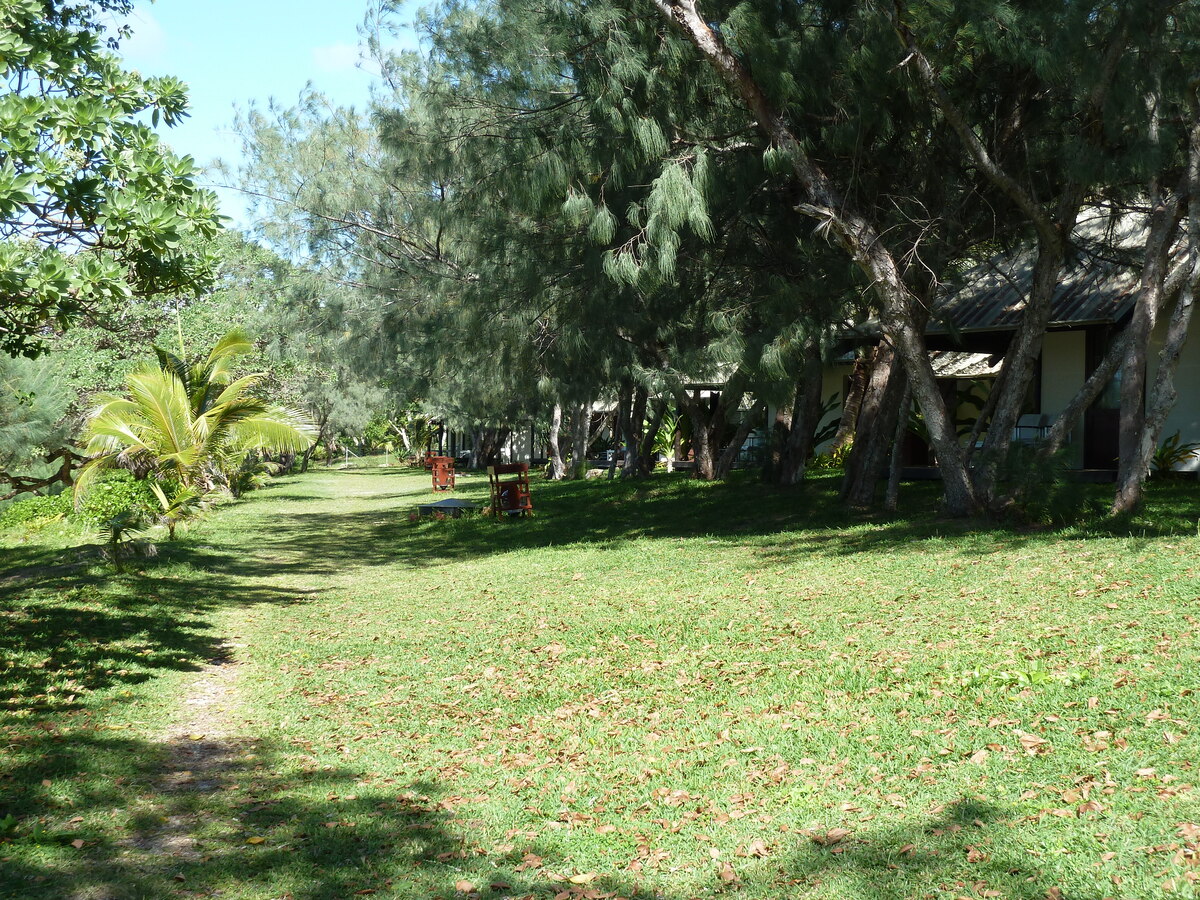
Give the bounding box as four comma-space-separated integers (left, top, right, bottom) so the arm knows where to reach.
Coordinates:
0, 356, 71, 478
238, 0, 1200, 501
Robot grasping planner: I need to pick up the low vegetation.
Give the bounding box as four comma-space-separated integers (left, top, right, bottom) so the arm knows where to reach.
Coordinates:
2, 469, 1199, 899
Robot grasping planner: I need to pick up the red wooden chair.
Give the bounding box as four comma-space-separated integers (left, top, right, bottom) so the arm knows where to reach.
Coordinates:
430, 456, 455, 491
487, 463, 533, 517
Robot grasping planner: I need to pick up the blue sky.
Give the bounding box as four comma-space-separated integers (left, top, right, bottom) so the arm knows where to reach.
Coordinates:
115, 1, 420, 225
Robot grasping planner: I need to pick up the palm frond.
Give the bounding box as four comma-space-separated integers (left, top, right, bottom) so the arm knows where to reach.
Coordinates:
228, 407, 318, 452
124, 368, 194, 458
206, 329, 255, 385
153, 346, 192, 397
72, 454, 118, 508
77, 329, 301, 502
211, 373, 266, 409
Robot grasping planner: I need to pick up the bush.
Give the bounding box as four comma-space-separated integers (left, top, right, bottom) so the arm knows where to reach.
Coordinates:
1152, 431, 1200, 476
809, 439, 852, 472
74, 470, 158, 529
0, 492, 72, 530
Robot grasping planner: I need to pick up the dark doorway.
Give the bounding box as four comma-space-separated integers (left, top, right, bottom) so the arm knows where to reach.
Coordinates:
1084, 327, 1120, 468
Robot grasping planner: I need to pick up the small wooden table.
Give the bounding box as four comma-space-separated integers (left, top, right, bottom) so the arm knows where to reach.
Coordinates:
416, 498, 480, 518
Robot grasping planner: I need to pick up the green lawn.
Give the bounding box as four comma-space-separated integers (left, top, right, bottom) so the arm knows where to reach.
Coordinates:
2, 468, 1199, 899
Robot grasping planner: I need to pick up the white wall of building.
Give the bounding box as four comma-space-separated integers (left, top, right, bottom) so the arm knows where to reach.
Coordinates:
811, 364, 851, 454
1149, 319, 1200, 472
1040, 330, 1088, 466
1040, 330, 1087, 416
503, 426, 534, 464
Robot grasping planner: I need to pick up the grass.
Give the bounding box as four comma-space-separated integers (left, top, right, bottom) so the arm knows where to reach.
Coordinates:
2, 467, 1199, 899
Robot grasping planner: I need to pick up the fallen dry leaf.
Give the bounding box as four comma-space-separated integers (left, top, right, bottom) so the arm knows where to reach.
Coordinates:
1016, 730, 1051, 756
738, 839, 770, 858
515, 852, 544, 872
810, 827, 852, 846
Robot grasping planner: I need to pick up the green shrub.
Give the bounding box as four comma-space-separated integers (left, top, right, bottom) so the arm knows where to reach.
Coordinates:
809, 439, 852, 472
0, 492, 72, 530
1152, 431, 1200, 476
74, 470, 157, 529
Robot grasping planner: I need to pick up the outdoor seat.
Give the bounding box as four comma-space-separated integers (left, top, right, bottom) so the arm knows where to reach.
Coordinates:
487, 463, 533, 517
429, 455, 455, 491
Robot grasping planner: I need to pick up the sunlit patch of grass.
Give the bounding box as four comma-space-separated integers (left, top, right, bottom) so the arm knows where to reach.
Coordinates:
2, 468, 1199, 898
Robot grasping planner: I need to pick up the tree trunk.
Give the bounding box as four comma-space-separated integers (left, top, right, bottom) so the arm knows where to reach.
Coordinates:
1113, 192, 1186, 511
677, 388, 712, 480
892, 9, 1132, 510
841, 343, 906, 508
0, 448, 87, 502
475, 427, 512, 469
639, 399, 668, 475
548, 403, 566, 480
776, 335, 825, 485
1115, 282, 1197, 513
691, 417, 715, 480
970, 228, 1075, 506
884, 381, 913, 512
652, 0, 977, 516
608, 384, 629, 479
623, 386, 648, 478
678, 380, 745, 481
1041, 324, 1142, 459
395, 424, 411, 453
715, 399, 765, 479
1113, 116, 1200, 513
831, 346, 873, 451
569, 404, 589, 479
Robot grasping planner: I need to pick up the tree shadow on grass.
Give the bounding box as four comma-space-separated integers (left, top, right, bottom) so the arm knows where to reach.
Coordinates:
779, 798, 1099, 900
158, 470, 1194, 579
157, 474, 937, 578
0, 541, 105, 585
0, 557, 308, 719
2, 727, 1100, 900
1, 728, 677, 900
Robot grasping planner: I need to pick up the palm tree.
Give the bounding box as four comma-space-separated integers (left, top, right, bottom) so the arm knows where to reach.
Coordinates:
76, 330, 316, 535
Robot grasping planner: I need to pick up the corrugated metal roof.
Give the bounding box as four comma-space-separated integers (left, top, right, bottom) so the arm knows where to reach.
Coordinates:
833, 349, 1002, 379
930, 209, 1161, 334
931, 256, 1138, 333
929, 350, 1002, 378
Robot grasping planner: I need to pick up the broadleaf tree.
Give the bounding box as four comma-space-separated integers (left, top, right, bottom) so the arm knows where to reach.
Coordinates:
0, 0, 221, 358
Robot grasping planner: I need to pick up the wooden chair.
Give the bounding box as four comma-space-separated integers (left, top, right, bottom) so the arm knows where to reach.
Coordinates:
487, 463, 533, 517
430, 456, 455, 491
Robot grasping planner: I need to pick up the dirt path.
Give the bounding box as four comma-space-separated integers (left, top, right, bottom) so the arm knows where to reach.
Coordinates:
122, 642, 245, 863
